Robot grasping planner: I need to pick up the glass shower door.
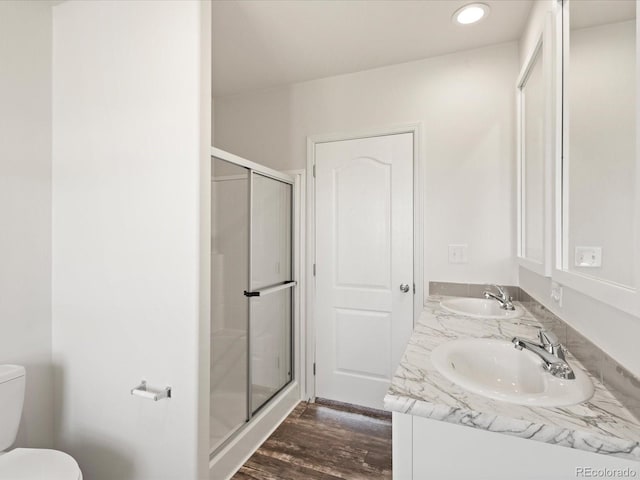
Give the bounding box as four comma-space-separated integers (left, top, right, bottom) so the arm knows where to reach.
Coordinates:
210, 157, 249, 453
247, 172, 294, 414
210, 151, 295, 456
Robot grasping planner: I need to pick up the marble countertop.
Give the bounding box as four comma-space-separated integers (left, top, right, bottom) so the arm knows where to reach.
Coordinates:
384, 296, 640, 461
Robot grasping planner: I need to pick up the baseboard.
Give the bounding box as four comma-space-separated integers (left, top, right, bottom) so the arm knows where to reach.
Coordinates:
315, 397, 391, 420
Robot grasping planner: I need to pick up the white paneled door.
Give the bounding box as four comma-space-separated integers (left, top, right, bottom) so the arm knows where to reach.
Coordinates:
315, 133, 414, 409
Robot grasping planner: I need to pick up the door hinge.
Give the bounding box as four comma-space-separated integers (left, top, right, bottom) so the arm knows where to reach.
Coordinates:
313, 363, 316, 375
313, 264, 316, 276
312, 164, 316, 178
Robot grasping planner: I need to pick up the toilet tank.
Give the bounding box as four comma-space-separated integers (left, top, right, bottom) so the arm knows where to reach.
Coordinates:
0, 365, 26, 451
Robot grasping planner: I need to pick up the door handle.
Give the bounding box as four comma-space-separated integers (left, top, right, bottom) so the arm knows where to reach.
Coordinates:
244, 281, 297, 298
400, 283, 410, 293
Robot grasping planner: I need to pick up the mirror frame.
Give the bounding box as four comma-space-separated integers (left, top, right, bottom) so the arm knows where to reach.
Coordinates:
552, 0, 640, 316
517, 13, 554, 277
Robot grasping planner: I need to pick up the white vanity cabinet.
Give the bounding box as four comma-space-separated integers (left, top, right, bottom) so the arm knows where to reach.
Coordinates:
393, 412, 639, 480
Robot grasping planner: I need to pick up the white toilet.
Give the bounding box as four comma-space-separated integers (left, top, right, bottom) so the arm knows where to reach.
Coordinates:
0, 365, 82, 480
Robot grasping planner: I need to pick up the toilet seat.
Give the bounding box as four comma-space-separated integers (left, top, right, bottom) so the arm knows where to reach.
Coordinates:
0, 448, 82, 480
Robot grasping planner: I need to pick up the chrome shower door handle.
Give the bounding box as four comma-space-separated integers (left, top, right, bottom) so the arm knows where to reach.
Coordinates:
400, 283, 410, 293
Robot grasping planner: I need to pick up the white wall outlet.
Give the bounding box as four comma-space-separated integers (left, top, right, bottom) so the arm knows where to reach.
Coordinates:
448, 244, 468, 264
575, 246, 602, 267
550, 282, 563, 307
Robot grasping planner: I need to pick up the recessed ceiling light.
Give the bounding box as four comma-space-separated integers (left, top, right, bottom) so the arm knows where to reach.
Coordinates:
452, 3, 490, 25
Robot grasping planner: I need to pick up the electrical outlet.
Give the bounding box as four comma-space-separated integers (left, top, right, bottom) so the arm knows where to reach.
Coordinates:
575, 246, 602, 267
551, 282, 563, 307
448, 244, 468, 264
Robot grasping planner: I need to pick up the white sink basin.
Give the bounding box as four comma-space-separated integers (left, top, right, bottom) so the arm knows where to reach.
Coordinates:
440, 297, 523, 319
431, 338, 594, 407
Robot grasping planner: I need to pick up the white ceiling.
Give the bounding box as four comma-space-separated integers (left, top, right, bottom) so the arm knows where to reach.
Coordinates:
212, 0, 533, 97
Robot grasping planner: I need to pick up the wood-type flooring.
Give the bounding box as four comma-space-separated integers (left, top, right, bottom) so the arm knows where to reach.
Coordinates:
231, 399, 392, 480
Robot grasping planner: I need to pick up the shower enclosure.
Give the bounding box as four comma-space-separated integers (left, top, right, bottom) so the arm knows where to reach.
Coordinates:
210, 151, 295, 455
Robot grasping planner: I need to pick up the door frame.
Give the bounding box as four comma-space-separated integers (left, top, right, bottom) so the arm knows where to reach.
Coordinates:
304, 123, 424, 402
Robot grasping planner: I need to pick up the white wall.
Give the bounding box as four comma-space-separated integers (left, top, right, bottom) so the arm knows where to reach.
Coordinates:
214, 42, 519, 289
52, 1, 210, 479
0, 0, 53, 448
519, 1, 640, 377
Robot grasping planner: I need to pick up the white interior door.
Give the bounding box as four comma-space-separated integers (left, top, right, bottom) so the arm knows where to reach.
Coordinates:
315, 133, 414, 409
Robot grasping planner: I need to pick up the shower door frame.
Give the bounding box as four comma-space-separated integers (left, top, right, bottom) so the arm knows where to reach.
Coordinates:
246, 170, 295, 418
209, 147, 301, 462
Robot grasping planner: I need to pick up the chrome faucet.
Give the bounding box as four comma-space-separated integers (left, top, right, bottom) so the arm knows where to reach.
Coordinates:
483, 284, 515, 310
512, 330, 576, 380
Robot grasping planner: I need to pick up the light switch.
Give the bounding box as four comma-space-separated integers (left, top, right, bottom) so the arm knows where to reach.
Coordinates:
575, 247, 602, 267
448, 244, 468, 264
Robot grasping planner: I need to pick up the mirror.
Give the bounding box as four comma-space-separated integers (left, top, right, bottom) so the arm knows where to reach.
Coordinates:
522, 44, 545, 263
564, 0, 636, 287
518, 29, 549, 274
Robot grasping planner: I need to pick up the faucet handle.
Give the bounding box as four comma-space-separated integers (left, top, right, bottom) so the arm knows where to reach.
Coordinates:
488, 284, 506, 297
539, 330, 560, 347
539, 330, 569, 360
